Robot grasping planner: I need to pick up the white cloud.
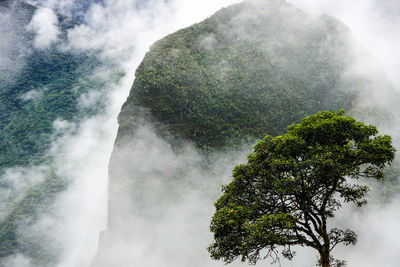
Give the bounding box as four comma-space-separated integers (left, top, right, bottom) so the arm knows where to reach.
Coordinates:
332, 198, 400, 267
20, 89, 42, 102
89, 125, 253, 267
0, 8, 30, 84
287, 0, 400, 90
2, 254, 33, 267
27, 7, 60, 49
2, 0, 399, 267
0, 166, 47, 221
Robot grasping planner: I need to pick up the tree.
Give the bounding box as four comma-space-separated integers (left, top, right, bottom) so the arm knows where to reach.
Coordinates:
208, 110, 395, 267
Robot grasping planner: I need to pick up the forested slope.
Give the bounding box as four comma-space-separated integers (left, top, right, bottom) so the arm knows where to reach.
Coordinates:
0, 1, 110, 265
119, 0, 394, 151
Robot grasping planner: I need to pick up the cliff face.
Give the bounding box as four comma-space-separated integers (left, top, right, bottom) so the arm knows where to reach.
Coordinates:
91, 0, 397, 266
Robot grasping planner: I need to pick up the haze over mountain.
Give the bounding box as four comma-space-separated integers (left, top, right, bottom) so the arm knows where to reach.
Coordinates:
91, 0, 400, 266
0, 0, 399, 267
0, 0, 109, 265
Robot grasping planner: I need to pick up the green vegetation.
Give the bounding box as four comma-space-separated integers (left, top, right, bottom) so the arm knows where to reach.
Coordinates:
122, 0, 363, 151
0, 1, 112, 264
118, 0, 399, 210
1, 0, 398, 265
0, 50, 104, 168
0, 48, 107, 265
0, 171, 67, 265
208, 110, 395, 267
0, 0, 101, 169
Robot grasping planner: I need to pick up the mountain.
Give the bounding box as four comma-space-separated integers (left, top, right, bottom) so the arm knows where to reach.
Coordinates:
91, 0, 399, 266
0, 0, 100, 169
0, 1, 113, 265
117, 0, 396, 151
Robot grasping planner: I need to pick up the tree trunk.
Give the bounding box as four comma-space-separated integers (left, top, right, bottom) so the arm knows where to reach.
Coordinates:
320, 246, 330, 267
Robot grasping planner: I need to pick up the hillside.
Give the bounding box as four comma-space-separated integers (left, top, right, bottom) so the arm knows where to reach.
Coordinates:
0, 1, 111, 265
118, 0, 395, 151
0, 0, 100, 169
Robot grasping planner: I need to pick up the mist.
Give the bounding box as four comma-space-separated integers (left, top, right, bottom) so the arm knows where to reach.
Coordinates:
92, 124, 253, 267
27, 7, 59, 49
288, 0, 400, 90
93, 0, 400, 266
285, 1, 400, 266
91, 1, 400, 267
2, 0, 242, 266
1, 0, 399, 267
0, 5, 31, 86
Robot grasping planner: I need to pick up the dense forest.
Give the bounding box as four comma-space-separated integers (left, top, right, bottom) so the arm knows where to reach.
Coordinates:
121, 0, 392, 151
0, 0, 113, 264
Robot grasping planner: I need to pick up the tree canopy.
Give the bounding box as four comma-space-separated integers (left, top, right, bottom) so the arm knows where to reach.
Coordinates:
208, 110, 395, 267
122, 0, 366, 152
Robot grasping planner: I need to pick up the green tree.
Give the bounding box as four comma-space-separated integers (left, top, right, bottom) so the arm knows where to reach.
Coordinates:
208, 110, 395, 267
